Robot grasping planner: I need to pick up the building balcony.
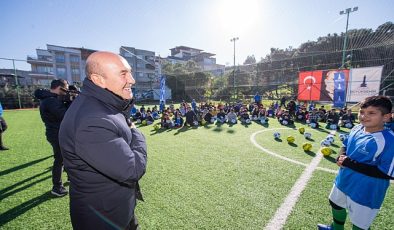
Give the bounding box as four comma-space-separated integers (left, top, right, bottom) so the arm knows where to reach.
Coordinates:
27, 56, 53, 64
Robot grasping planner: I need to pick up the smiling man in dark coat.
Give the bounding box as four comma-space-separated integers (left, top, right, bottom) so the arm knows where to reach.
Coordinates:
59, 51, 147, 230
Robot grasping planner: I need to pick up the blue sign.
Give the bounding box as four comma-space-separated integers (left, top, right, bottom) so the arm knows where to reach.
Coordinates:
333, 71, 346, 108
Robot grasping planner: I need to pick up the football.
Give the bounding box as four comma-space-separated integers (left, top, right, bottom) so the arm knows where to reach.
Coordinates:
320, 139, 331, 147
329, 124, 337, 130
153, 124, 160, 130
287, 135, 295, 143
210, 118, 215, 123
274, 132, 281, 139
141, 120, 147, 125
302, 142, 312, 151
310, 122, 317, 128
246, 119, 251, 124
345, 123, 353, 128
320, 147, 332, 156
282, 120, 288, 125
304, 132, 312, 139
326, 135, 335, 144
261, 119, 266, 124
298, 127, 305, 134
339, 134, 348, 142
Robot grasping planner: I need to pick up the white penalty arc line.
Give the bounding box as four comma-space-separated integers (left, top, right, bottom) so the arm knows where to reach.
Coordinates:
250, 128, 337, 174
250, 128, 334, 230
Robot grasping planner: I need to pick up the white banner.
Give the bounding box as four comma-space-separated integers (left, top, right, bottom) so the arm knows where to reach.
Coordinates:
347, 66, 383, 102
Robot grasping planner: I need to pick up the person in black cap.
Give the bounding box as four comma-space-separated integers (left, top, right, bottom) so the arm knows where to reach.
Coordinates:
35, 79, 69, 197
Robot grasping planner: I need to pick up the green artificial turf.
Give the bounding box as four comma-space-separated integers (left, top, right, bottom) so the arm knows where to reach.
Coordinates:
0, 110, 393, 229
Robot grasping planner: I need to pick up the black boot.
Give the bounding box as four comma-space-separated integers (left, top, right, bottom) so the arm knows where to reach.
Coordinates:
0, 133, 9, 150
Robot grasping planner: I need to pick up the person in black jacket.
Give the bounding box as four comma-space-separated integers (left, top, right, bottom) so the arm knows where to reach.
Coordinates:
59, 51, 147, 230
36, 79, 69, 197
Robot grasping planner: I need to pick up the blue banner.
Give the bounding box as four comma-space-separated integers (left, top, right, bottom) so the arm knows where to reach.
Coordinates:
333, 71, 346, 108
160, 75, 166, 103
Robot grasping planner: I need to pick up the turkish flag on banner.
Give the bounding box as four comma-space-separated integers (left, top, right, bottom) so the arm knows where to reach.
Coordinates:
297, 71, 323, 101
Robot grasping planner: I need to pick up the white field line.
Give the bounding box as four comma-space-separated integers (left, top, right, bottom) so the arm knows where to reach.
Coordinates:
250, 128, 330, 229
264, 153, 323, 230
250, 129, 337, 174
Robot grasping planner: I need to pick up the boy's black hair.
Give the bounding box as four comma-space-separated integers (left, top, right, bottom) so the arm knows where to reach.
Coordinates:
360, 96, 392, 115
50, 79, 67, 90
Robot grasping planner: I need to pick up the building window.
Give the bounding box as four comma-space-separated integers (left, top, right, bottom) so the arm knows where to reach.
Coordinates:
56, 53, 65, 63
70, 55, 80, 63
37, 66, 53, 73
57, 67, 66, 77
71, 68, 80, 75
137, 63, 144, 68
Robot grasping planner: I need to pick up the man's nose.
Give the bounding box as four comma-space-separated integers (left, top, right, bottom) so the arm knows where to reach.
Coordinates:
128, 74, 135, 84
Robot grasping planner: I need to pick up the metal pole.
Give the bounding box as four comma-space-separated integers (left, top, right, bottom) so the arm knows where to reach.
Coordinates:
340, 7, 358, 68
230, 37, 239, 102
12, 59, 22, 109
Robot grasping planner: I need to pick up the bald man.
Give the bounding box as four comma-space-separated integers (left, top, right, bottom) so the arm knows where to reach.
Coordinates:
59, 52, 147, 230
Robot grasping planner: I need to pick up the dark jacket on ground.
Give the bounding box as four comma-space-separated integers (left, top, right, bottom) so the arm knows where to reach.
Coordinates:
59, 79, 147, 230
35, 89, 67, 142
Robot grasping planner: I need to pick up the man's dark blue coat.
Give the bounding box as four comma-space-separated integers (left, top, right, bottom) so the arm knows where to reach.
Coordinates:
59, 78, 147, 230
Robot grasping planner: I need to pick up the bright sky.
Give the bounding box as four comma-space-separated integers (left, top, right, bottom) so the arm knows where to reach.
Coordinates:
1, 0, 393, 70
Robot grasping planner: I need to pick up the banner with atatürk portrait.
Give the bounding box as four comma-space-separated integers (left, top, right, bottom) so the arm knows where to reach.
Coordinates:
297, 70, 349, 102
346, 66, 383, 102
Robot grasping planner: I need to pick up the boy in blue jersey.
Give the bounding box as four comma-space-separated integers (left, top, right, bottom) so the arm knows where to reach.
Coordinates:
318, 96, 394, 230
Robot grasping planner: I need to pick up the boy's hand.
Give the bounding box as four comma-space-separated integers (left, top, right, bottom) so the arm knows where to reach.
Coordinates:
337, 155, 347, 167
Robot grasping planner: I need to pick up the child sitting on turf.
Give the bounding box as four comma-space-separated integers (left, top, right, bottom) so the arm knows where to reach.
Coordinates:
216, 109, 227, 123
239, 108, 251, 124
173, 110, 184, 128
152, 107, 160, 120
279, 110, 294, 126
295, 108, 307, 122
145, 111, 154, 125
339, 109, 356, 129
160, 112, 173, 129
306, 108, 319, 128
227, 108, 238, 124
266, 106, 275, 118
325, 108, 340, 130
318, 96, 394, 230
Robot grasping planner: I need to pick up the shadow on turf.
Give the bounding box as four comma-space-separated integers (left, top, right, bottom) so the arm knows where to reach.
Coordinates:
0, 155, 52, 177
324, 150, 338, 163
0, 192, 56, 228
0, 169, 51, 202
304, 150, 316, 157
288, 143, 298, 147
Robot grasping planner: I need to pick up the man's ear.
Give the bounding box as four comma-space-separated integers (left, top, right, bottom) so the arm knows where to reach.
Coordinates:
383, 113, 392, 123
90, 74, 106, 88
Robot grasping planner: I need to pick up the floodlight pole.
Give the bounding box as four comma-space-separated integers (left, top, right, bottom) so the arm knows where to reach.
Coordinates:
230, 37, 239, 102
340, 7, 358, 69
12, 59, 22, 109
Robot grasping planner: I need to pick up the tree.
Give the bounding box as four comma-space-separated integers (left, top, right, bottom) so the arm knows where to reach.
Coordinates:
243, 55, 256, 65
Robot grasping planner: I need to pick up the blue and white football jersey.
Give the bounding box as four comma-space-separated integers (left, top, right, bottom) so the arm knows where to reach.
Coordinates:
335, 124, 394, 209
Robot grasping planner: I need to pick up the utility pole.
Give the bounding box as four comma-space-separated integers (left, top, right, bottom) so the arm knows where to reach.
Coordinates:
12, 59, 22, 109
230, 37, 239, 101
340, 7, 358, 68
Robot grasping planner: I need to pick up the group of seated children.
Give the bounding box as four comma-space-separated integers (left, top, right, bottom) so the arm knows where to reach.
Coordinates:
130, 99, 361, 131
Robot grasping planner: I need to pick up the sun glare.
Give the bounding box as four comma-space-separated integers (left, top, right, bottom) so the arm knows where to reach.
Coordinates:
216, 0, 261, 34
